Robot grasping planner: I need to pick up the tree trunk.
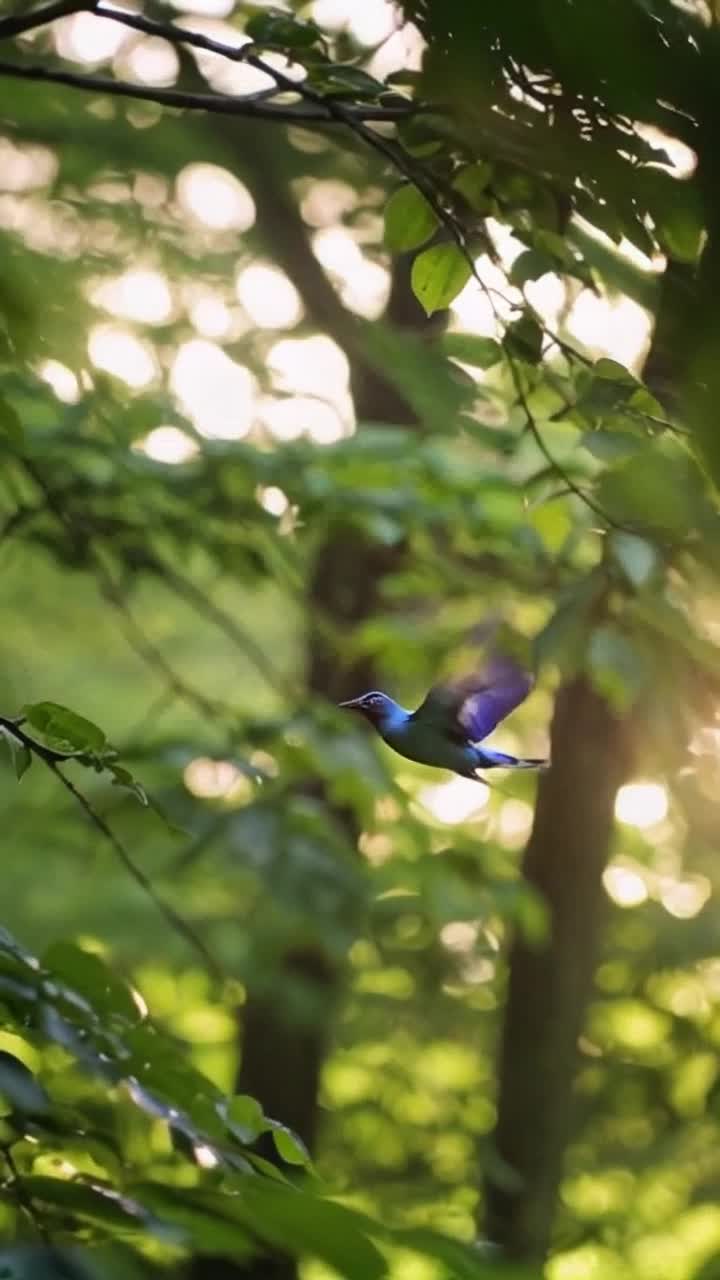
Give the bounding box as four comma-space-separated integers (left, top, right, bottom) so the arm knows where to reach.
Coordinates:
484, 678, 633, 1259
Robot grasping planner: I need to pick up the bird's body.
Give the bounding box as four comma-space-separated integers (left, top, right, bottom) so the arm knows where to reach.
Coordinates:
340, 655, 547, 779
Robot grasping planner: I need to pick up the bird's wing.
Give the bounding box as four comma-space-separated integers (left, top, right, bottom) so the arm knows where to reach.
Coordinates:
412, 656, 534, 744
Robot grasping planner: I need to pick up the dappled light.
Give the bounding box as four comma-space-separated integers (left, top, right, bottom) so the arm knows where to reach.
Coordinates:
603, 864, 649, 908
54, 11, 131, 63
259, 393, 346, 443
184, 756, 252, 802
176, 162, 256, 231
38, 358, 80, 404
659, 875, 711, 920
419, 776, 490, 824
122, 36, 181, 86
236, 263, 303, 329
139, 425, 198, 464
91, 268, 174, 326
88, 324, 158, 386
615, 782, 669, 829
171, 338, 256, 437
313, 226, 391, 318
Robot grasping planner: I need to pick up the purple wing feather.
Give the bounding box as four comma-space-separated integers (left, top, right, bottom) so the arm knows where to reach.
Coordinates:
413, 656, 533, 743
457, 657, 533, 741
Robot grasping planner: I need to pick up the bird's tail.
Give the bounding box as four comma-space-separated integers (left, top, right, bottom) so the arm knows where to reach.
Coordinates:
476, 748, 549, 771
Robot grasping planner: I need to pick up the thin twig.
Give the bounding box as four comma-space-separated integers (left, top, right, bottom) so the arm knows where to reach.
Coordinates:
49, 760, 225, 981
0, 715, 225, 980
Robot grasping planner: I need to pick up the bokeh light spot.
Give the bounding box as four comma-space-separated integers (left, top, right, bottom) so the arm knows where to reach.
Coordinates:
92, 269, 173, 325
139, 426, 198, 465
615, 782, 668, 829
419, 776, 489, 825
177, 163, 256, 231
38, 359, 79, 403
88, 325, 157, 387
171, 339, 255, 438
603, 865, 648, 908
236, 263, 303, 329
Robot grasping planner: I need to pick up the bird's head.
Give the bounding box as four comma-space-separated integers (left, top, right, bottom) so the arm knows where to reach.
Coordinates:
338, 690, 398, 727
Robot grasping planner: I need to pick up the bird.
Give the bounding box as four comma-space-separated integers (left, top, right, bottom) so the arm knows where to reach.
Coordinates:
339, 654, 548, 779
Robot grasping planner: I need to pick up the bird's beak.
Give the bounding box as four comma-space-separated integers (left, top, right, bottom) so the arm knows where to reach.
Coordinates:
338, 698, 363, 710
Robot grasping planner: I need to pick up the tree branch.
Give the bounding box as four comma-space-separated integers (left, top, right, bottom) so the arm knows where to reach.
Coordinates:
0, 0, 95, 41
0, 715, 225, 982
0, 59, 413, 122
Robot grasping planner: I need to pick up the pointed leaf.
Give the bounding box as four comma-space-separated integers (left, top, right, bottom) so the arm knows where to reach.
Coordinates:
42, 942, 141, 1024
0, 1050, 49, 1115
245, 10, 322, 48
510, 249, 555, 286
270, 1123, 311, 1167
411, 244, 472, 315
452, 162, 493, 210
442, 334, 503, 368
384, 185, 439, 252
23, 702, 106, 754
225, 1093, 266, 1143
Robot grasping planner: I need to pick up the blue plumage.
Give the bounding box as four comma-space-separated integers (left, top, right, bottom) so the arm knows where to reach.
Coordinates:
339, 655, 547, 779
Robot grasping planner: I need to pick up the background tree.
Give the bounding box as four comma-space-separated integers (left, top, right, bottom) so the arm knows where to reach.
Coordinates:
1, 3, 720, 1280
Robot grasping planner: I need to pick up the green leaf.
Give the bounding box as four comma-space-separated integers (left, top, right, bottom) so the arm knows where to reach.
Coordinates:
411, 243, 472, 315
392, 1228, 539, 1279
323, 66, 385, 98
528, 501, 572, 555
108, 764, 148, 806
25, 1176, 153, 1232
452, 162, 493, 210
2, 727, 32, 780
533, 228, 576, 268
593, 357, 637, 384
133, 1183, 253, 1256
588, 625, 646, 710
13, 743, 31, 779
240, 1181, 387, 1280
0, 397, 23, 448
581, 430, 642, 462
245, 9, 322, 48
0, 1050, 49, 1115
441, 334, 503, 368
576, 360, 638, 416
42, 942, 141, 1024
504, 314, 543, 363
22, 702, 106, 754
383, 185, 439, 253
655, 186, 705, 264
510, 249, 555, 286
225, 1093, 266, 1143
610, 531, 658, 588
597, 449, 700, 535
270, 1124, 310, 1166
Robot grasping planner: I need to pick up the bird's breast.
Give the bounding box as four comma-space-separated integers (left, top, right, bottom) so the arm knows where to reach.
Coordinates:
381, 721, 471, 773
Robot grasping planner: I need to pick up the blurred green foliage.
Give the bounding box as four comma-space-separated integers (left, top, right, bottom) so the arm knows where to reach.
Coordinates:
1, 1, 720, 1279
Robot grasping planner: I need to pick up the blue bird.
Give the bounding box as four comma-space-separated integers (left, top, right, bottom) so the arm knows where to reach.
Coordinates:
339, 655, 547, 779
